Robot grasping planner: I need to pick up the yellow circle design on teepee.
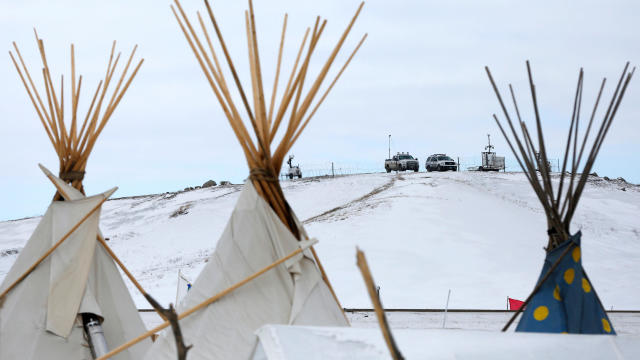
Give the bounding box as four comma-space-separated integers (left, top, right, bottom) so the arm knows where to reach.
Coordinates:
533, 306, 549, 321
602, 318, 611, 333
564, 268, 575, 284
582, 278, 591, 293
553, 284, 562, 301
572, 247, 581, 262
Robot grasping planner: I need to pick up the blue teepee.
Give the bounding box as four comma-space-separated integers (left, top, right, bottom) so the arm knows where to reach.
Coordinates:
485, 61, 634, 335
516, 232, 614, 334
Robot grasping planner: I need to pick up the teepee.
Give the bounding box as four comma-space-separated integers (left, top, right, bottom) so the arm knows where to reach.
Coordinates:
98, 1, 366, 359
485, 61, 634, 334
0, 34, 151, 359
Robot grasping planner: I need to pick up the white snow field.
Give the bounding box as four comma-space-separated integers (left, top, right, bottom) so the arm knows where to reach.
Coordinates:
1, 171, 639, 321
137, 309, 640, 336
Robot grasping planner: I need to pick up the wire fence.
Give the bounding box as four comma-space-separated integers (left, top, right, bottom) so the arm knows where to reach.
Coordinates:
280, 161, 380, 180
279, 158, 562, 180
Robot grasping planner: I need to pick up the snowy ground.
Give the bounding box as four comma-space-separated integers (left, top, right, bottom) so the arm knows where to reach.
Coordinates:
253, 324, 640, 359
1, 171, 639, 314
138, 310, 640, 335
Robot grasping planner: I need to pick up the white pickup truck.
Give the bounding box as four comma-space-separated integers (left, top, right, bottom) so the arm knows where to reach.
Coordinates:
385, 152, 419, 172
425, 154, 458, 172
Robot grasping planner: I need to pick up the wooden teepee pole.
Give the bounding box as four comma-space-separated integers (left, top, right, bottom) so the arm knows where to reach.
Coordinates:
356, 248, 404, 360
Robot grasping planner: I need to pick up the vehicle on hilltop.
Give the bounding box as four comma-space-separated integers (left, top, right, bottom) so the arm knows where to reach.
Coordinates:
467, 135, 506, 172
425, 154, 458, 172
286, 155, 302, 179
479, 134, 505, 171
385, 152, 419, 172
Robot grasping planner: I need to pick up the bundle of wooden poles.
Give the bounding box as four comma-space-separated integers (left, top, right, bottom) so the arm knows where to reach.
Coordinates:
485, 61, 634, 251
8, 31, 169, 321
9, 31, 143, 198
171, 0, 367, 240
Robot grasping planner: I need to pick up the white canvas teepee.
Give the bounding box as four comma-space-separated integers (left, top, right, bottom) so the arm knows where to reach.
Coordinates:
145, 182, 346, 359
0, 169, 151, 359
128, 1, 365, 358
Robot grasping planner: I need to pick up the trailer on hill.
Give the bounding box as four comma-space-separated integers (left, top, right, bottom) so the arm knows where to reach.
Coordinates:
469, 135, 505, 171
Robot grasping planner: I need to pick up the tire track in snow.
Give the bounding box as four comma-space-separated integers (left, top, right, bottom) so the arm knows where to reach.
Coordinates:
303, 177, 397, 224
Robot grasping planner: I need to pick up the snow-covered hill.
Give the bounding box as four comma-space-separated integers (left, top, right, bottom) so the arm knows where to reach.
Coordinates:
1, 172, 639, 310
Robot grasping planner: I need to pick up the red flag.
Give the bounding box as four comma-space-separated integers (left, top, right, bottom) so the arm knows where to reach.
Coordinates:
508, 297, 525, 310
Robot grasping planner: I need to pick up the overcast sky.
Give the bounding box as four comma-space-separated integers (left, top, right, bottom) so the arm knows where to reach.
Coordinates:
1, 0, 638, 220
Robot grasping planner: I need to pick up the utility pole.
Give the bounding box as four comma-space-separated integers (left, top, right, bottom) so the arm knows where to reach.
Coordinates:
486, 134, 494, 152
388, 134, 391, 159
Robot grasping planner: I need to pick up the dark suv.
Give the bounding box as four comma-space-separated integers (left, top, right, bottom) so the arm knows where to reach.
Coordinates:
425, 154, 457, 172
